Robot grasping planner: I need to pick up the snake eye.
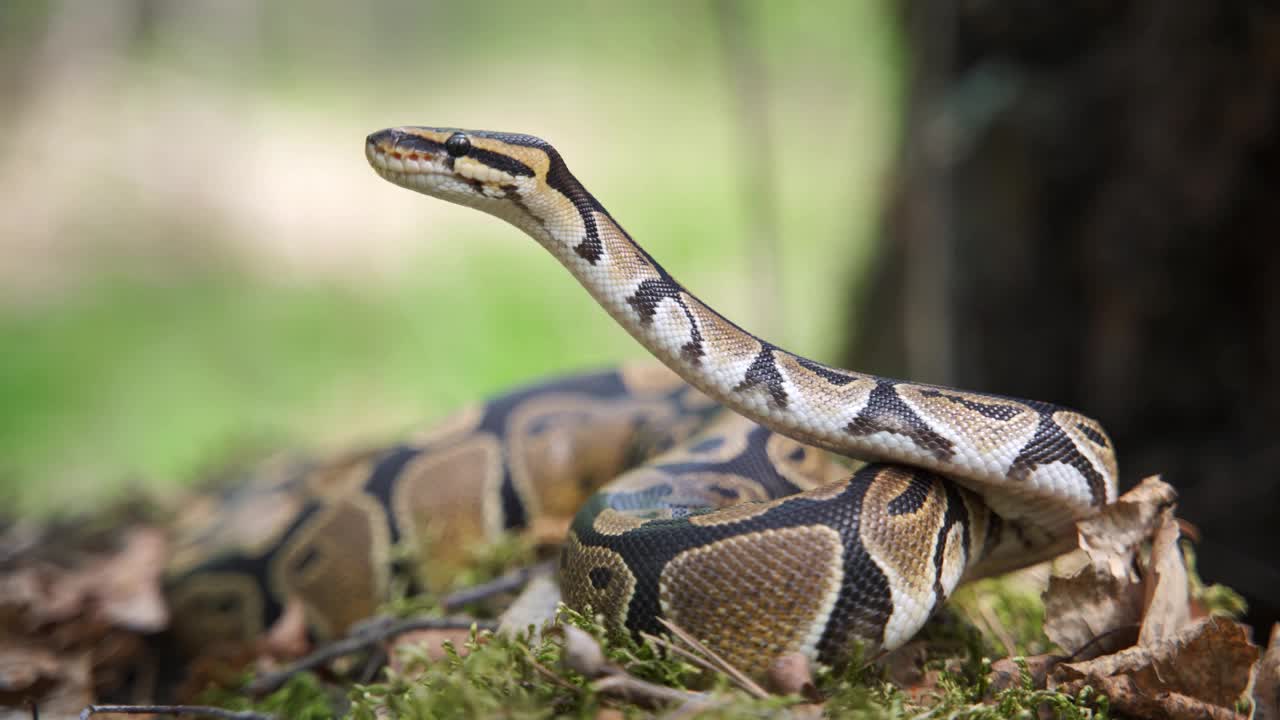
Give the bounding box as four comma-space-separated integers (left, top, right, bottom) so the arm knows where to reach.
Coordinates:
445, 132, 471, 158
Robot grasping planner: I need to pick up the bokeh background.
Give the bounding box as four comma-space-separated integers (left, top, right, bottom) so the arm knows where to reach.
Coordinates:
2, 2, 1277, 631
0, 1, 900, 511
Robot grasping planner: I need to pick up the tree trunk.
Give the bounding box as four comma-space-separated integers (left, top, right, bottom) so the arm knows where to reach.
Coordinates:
846, 0, 1280, 631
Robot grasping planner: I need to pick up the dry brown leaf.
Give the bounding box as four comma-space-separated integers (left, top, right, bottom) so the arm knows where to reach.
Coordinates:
1051, 617, 1257, 711
1138, 507, 1191, 646
986, 654, 1062, 695
876, 640, 927, 689
1075, 673, 1245, 720
1253, 624, 1280, 720
0, 646, 93, 717
1043, 565, 1143, 657
1043, 476, 1189, 659
261, 596, 312, 660
0, 526, 169, 642
765, 652, 815, 698
90, 528, 169, 632
1077, 476, 1177, 581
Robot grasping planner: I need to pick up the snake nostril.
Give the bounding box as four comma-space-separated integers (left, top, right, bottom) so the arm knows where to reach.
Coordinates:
366, 128, 400, 152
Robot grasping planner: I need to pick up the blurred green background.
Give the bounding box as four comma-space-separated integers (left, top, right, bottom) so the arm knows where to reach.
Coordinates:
0, 1, 902, 514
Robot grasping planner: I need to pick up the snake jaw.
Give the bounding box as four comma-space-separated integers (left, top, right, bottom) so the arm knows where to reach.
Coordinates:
366, 127, 548, 224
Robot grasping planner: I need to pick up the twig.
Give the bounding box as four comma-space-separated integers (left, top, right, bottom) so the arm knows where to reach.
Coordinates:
441, 560, 555, 611
974, 597, 1018, 657
520, 645, 579, 692
591, 673, 708, 709
656, 618, 769, 699
640, 631, 732, 680
247, 615, 493, 696
80, 705, 274, 720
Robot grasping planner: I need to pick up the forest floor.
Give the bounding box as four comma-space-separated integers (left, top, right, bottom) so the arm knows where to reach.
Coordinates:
2, 476, 1275, 719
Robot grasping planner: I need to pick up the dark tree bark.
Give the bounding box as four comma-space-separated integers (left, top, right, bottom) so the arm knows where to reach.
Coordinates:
846, 1, 1280, 631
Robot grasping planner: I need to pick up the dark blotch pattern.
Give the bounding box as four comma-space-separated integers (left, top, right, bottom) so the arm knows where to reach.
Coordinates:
917, 388, 1022, 421
626, 278, 706, 364
1009, 414, 1108, 506
589, 566, 613, 590
846, 383, 956, 460
795, 356, 862, 386
1075, 422, 1110, 448
735, 346, 789, 409
470, 147, 534, 178
886, 475, 930, 516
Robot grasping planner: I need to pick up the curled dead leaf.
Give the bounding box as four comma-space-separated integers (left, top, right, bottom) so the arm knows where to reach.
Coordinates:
1043, 476, 1193, 659
0, 646, 93, 716
1077, 476, 1176, 581
876, 640, 926, 689
1138, 507, 1191, 646
92, 528, 169, 632
1043, 565, 1142, 658
1050, 617, 1257, 712
261, 596, 312, 660
1253, 624, 1280, 720
765, 651, 815, 698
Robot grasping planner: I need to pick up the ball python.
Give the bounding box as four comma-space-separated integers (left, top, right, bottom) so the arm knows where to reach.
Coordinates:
167, 364, 803, 655
165, 126, 1119, 677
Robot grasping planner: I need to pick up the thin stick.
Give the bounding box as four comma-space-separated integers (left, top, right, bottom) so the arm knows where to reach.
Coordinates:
640, 632, 731, 680
521, 646, 579, 692
441, 560, 555, 611
80, 705, 274, 720
591, 674, 707, 708
975, 598, 1018, 657
656, 618, 769, 699
247, 615, 493, 695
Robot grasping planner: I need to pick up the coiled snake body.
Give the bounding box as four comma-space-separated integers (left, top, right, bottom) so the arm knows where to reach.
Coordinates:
167, 127, 1118, 676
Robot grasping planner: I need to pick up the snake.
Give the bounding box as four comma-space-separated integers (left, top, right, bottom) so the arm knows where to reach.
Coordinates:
163, 126, 1119, 677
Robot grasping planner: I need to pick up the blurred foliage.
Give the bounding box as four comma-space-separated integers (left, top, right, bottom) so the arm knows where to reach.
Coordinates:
0, 1, 903, 513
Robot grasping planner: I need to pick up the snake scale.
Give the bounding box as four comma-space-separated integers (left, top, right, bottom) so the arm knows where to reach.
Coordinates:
166, 127, 1119, 677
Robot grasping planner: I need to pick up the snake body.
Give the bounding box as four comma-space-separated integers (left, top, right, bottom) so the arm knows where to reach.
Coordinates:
165, 127, 1118, 674
166, 366, 841, 656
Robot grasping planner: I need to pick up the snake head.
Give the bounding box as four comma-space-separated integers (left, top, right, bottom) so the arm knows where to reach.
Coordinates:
366, 126, 573, 239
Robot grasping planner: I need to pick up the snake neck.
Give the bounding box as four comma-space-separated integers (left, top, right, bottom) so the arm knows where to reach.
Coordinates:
521, 165, 1116, 512
365, 127, 1118, 512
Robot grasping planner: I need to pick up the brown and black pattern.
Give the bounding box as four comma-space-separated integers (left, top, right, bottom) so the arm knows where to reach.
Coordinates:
846, 381, 957, 460
165, 367, 718, 652
198, 125, 1123, 679
567, 464, 931, 667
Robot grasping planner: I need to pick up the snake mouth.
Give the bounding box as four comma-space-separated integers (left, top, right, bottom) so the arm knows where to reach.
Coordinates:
365, 130, 440, 177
